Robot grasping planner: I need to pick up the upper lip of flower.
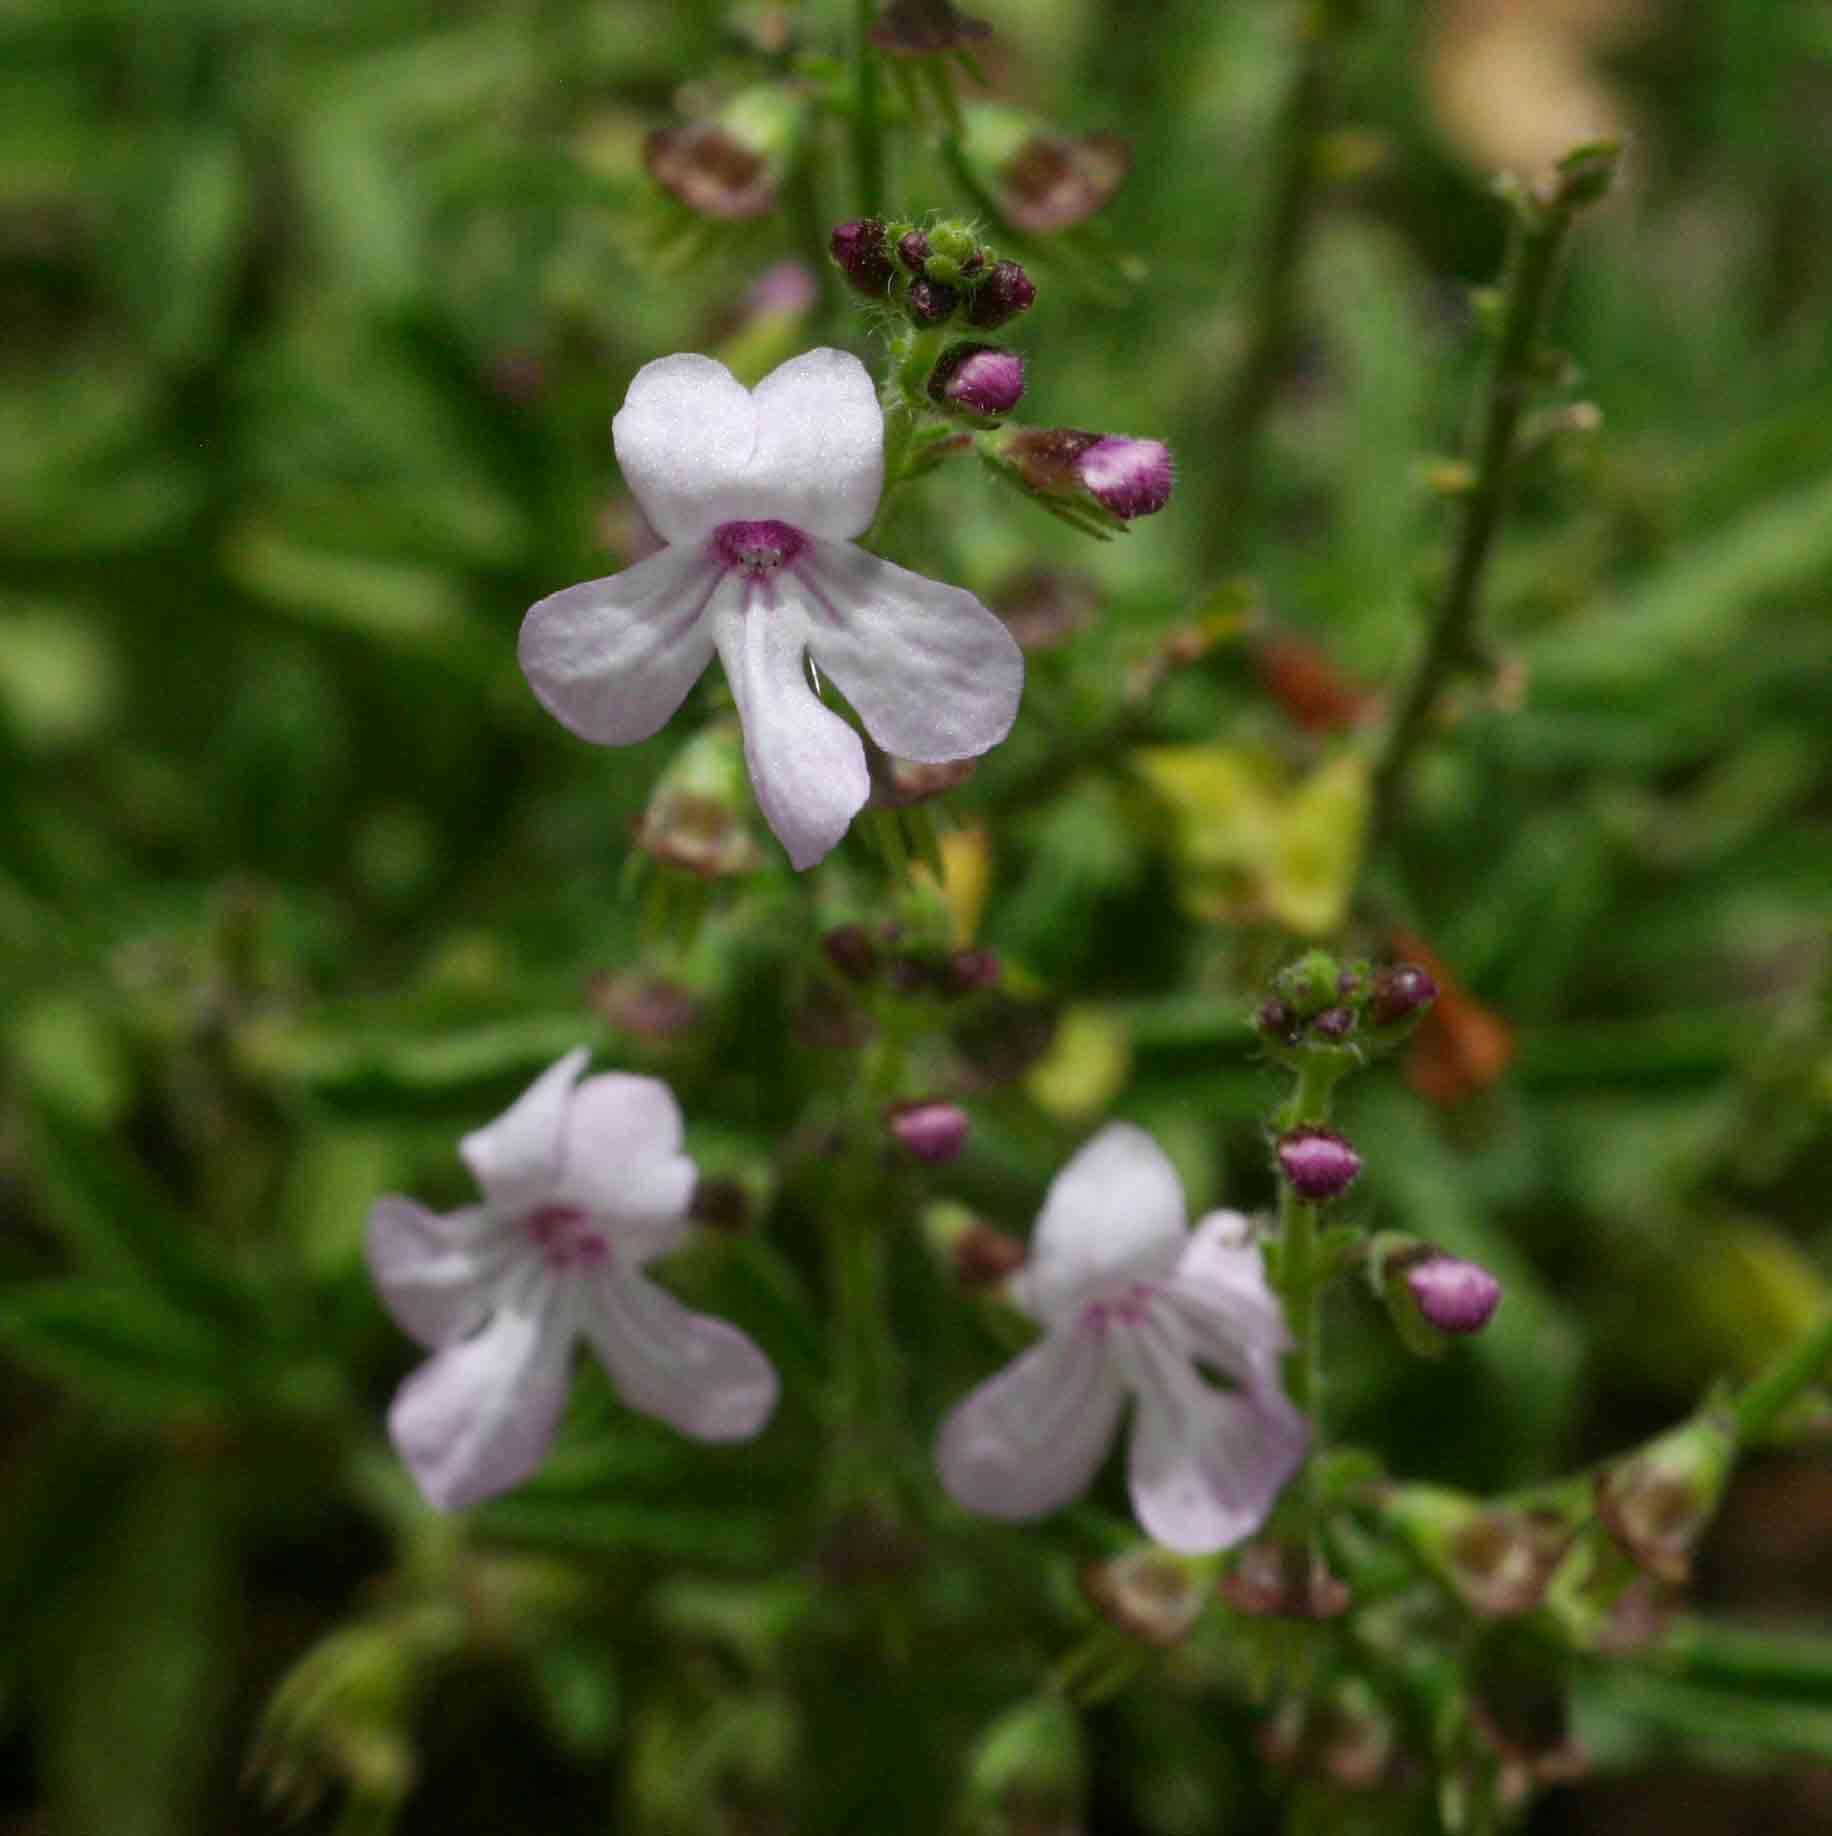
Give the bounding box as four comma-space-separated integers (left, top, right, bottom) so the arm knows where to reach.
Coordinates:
516, 348, 1025, 872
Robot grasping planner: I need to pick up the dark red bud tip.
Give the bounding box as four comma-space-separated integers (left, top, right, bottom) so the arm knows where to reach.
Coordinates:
1255, 997, 1300, 1045
965, 257, 1037, 329
1405, 1254, 1502, 1334
887, 1100, 970, 1165
830, 218, 897, 294
897, 228, 932, 272
821, 923, 879, 984
905, 277, 959, 325
1310, 1005, 1357, 1043
928, 342, 1026, 417
1370, 962, 1439, 1027
1276, 1127, 1362, 1201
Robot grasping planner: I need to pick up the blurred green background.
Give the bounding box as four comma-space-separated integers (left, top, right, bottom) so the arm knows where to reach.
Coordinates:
4, 0, 1832, 1831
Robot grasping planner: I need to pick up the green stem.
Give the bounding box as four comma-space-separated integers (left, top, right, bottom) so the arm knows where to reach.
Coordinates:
1275, 1054, 1341, 1513
1205, 1, 1339, 569
1365, 171, 1598, 855
1732, 1307, 1832, 1441
850, 0, 886, 217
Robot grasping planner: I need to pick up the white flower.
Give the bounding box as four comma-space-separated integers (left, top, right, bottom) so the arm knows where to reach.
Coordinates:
935, 1124, 1307, 1554
367, 1050, 778, 1511
519, 348, 1024, 870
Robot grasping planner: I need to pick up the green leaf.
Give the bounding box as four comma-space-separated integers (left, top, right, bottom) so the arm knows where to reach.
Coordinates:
20, 1102, 256, 1326
0, 1280, 251, 1418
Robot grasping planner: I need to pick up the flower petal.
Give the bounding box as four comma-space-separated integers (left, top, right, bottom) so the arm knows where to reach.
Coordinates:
712, 594, 869, 870
1011, 1123, 1187, 1327
556, 1072, 697, 1261
793, 541, 1023, 763
459, 1048, 590, 1212
580, 1269, 779, 1441
387, 1276, 574, 1511
745, 348, 884, 541
612, 353, 761, 543
1118, 1316, 1307, 1555
519, 543, 722, 747
1164, 1209, 1291, 1380
935, 1324, 1126, 1521
365, 1197, 508, 1348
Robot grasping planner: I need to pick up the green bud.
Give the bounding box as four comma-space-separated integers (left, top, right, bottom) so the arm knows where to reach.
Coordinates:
1551, 139, 1622, 210
1270, 949, 1343, 1019
928, 220, 978, 264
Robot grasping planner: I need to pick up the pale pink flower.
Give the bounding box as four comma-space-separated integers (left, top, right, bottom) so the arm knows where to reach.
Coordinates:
368, 1050, 778, 1510
520, 349, 1024, 870
936, 1124, 1307, 1554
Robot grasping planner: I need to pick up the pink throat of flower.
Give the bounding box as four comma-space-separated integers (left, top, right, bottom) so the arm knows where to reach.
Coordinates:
713, 519, 807, 581
1084, 1283, 1156, 1331
524, 1204, 607, 1270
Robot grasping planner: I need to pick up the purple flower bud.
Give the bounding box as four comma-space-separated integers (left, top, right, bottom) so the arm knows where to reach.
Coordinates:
964, 257, 1036, 329
1309, 1004, 1357, 1044
940, 947, 1001, 997
1369, 962, 1439, 1027
897, 228, 932, 272
927, 342, 1026, 418
888, 1100, 970, 1165
1405, 1254, 1502, 1336
905, 277, 959, 325
1276, 1127, 1362, 1201
1077, 434, 1175, 520
869, 0, 994, 55
821, 923, 879, 985
645, 123, 776, 221
830, 219, 897, 295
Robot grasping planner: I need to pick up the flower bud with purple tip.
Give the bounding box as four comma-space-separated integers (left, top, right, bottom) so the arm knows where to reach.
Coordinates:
990, 426, 1175, 524
1275, 1127, 1362, 1201
906, 277, 960, 326
928, 343, 1026, 418
888, 1100, 971, 1165
1407, 1253, 1503, 1336
1369, 962, 1439, 1029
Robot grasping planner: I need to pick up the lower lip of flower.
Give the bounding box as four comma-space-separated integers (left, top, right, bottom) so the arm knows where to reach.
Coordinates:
524, 1204, 608, 1269
713, 518, 808, 580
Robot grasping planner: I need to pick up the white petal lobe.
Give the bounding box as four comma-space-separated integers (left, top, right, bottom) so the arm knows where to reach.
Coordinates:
712, 595, 869, 870
519, 545, 721, 747
460, 1049, 590, 1212
745, 348, 885, 540
793, 541, 1023, 763
612, 353, 760, 542
934, 1325, 1126, 1521
1014, 1123, 1188, 1327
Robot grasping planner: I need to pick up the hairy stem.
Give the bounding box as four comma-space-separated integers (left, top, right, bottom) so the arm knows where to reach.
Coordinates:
1366, 161, 1608, 853
1275, 1054, 1341, 1513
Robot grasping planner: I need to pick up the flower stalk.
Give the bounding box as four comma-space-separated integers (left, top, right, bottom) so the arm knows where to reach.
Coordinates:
1366, 143, 1620, 854
1731, 1305, 1832, 1442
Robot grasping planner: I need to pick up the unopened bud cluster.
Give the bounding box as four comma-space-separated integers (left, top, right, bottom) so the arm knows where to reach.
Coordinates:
823, 921, 1000, 1002
1256, 949, 1439, 1057
830, 216, 1036, 332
